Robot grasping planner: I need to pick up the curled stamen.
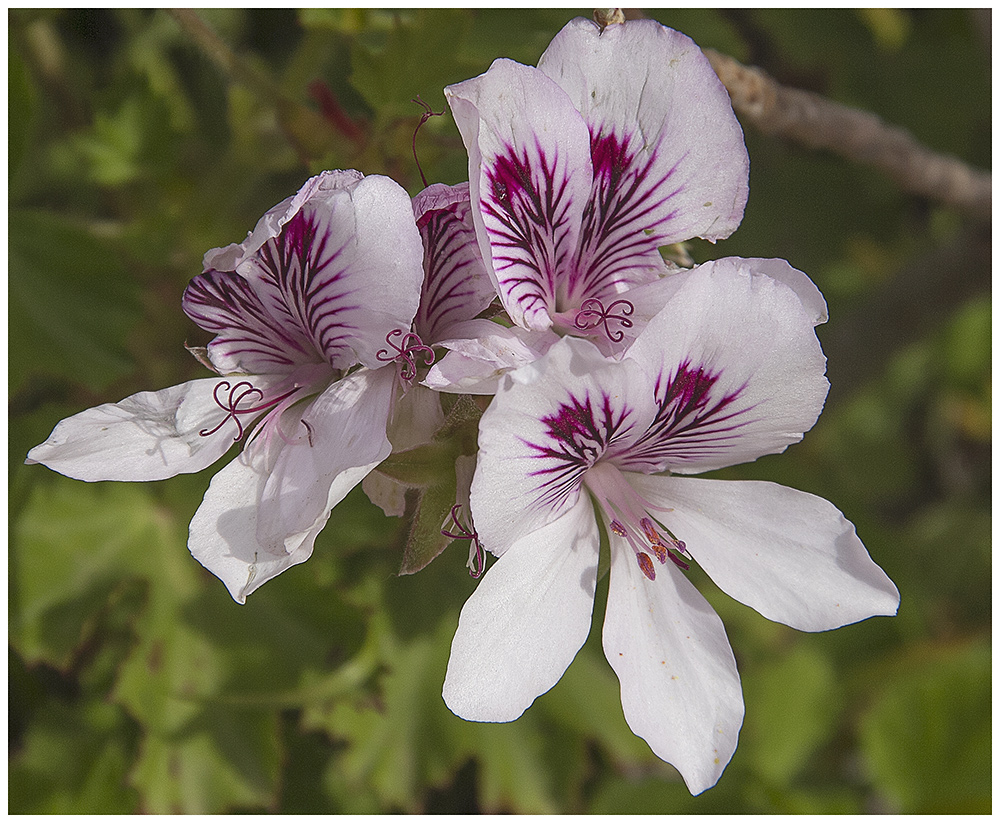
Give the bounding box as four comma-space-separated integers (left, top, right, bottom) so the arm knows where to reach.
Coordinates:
411, 95, 445, 188
573, 297, 635, 342
376, 329, 435, 381
442, 504, 486, 579
199, 380, 267, 441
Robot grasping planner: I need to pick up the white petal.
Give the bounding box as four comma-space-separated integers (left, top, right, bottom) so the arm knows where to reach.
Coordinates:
422, 319, 558, 395
540, 18, 748, 245
256, 367, 395, 551
446, 59, 593, 331
470, 336, 654, 557
728, 257, 828, 325
621, 258, 829, 474
24, 377, 279, 482
234, 172, 425, 371
443, 496, 600, 721
187, 447, 318, 603
203, 170, 364, 271
603, 535, 743, 795
630, 475, 900, 631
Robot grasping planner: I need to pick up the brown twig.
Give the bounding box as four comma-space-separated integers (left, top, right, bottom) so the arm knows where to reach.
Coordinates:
704, 48, 991, 220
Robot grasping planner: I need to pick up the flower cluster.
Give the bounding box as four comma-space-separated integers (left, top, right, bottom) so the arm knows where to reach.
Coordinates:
27, 16, 898, 794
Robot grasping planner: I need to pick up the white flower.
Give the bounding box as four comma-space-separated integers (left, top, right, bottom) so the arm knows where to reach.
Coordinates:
426, 16, 750, 392
442, 258, 899, 793
27, 171, 426, 602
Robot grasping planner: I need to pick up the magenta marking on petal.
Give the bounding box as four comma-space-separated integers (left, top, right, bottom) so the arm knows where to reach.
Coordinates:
620, 359, 754, 469
524, 391, 637, 509
573, 297, 634, 342
255, 210, 364, 367
568, 129, 687, 304
482, 139, 578, 318
376, 329, 435, 381
415, 205, 490, 341
183, 270, 316, 372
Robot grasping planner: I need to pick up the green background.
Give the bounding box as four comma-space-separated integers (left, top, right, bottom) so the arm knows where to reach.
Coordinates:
9, 8, 991, 813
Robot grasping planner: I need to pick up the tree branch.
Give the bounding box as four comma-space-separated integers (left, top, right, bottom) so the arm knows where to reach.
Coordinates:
703, 48, 991, 220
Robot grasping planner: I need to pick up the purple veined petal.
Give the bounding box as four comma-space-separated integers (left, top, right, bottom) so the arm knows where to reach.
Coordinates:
443, 494, 600, 722
470, 337, 655, 557
620, 260, 829, 475
603, 534, 743, 795
446, 59, 593, 331
539, 18, 748, 253
628, 475, 901, 631
422, 319, 559, 395
183, 269, 321, 375
412, 182, 498, 343
187, 442, 320, 603
203, 170, 364, 273
25, 377, 282, 482
255, 366, 396, 552
231, 173, 425, 371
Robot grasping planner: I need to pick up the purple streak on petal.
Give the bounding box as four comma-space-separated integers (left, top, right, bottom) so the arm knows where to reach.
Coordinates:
524, 390, 638, 509
182, 269, 318, 374
482, 139, 578, 320
569, 129, 686, 304
414, 200, 493, 343
618, 360, 754, 471
253, 210, 364, 369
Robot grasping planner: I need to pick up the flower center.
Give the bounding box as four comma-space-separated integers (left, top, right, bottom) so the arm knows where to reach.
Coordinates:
584, 461, 691, 581
572, 297, 634, 342
376, 329, 436, 381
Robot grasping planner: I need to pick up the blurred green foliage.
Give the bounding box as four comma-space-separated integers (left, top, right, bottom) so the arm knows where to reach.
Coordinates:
8, 8, 990, 813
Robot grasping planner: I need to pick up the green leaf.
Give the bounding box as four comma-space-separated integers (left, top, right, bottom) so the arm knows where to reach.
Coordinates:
349, 8, 473, 119
742, 645, 840, 785
9, 209, 140, 394
859, 640, 991, 813
11, 480, 161, 668
398, 478, 458, 575
12, 478, 288, 812
9, 696, 140, 814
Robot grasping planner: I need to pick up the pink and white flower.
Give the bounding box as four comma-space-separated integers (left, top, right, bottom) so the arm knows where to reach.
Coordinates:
433, 16, 748, 390
442, 258, 899, 793
27, 170, 425, 602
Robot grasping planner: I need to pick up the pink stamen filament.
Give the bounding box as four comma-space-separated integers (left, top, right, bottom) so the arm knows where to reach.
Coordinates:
377, 329, 435, 381
586, 461, 690, 580
442, 503, 486, 578
573, 297, 635, 343
200, 380, 299, 441
411, 96, 445, 189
